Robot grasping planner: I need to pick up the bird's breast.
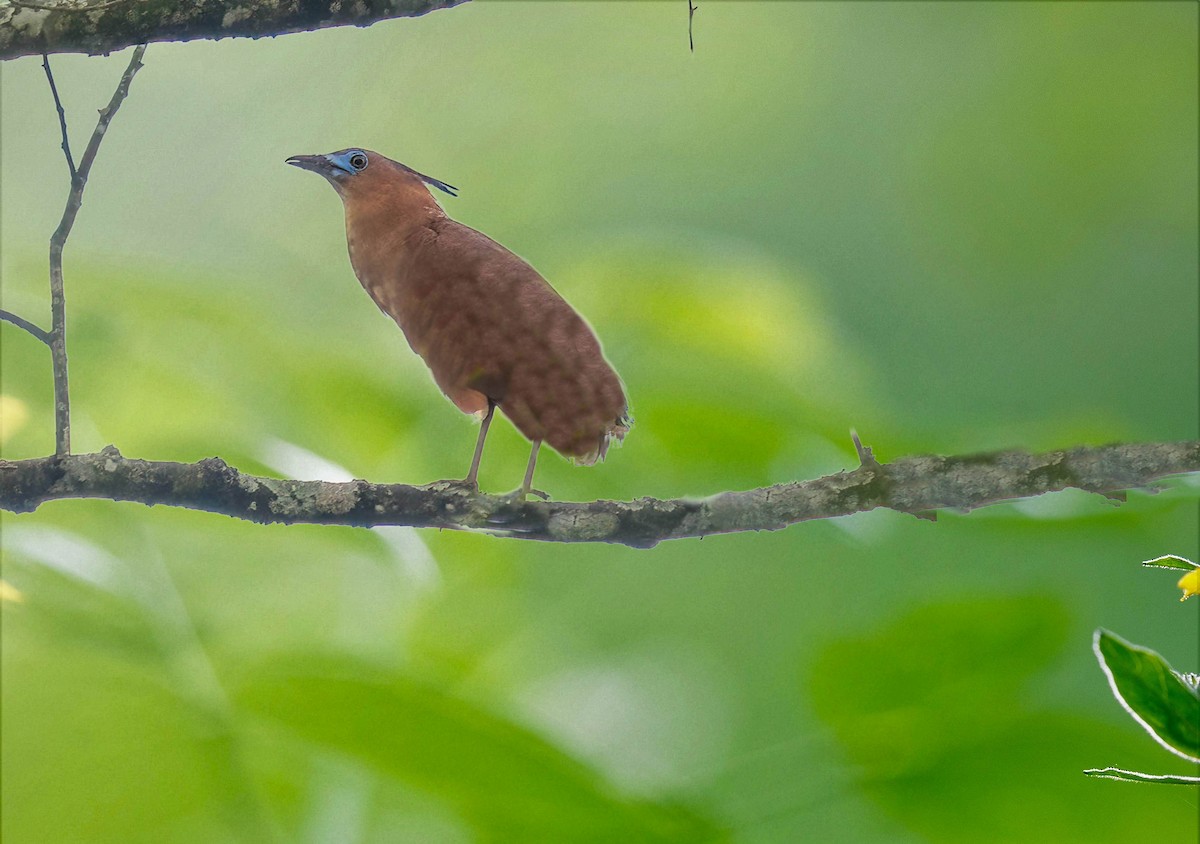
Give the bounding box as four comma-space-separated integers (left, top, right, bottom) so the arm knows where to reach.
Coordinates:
346, 228, 426, 341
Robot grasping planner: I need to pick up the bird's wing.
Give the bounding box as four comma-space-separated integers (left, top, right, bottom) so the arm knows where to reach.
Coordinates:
408, 220, 628, 460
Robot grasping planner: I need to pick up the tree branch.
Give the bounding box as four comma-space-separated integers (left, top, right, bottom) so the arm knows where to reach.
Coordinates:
44, 44, 145, 456
0, 0, 468, 61
2, 441, 1196, 548
0, 309, 52, 345
688, 0, 697, 53
41, 51, 76, 180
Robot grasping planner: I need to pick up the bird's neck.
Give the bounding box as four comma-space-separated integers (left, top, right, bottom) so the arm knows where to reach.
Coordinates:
342, 181, 443, 239
341, 187, 443, 297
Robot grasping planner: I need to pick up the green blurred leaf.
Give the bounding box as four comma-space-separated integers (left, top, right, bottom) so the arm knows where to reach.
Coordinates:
234, 658, 724, 843
1083, 767, 1200, 785
808, 596, 1200, 843
1141, 555, 1198, 572
1, 594, 272, 843
1093, 630, 1200, 763
810, 596, 1072, 778
0, 524, 182, 665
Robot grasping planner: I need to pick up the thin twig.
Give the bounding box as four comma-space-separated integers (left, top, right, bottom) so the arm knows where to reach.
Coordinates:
688, 0, 697, 52
45, 44, 146, 457
72, 45, 146, 186
0, 309, 52, 345
41, 52, 76, 181
850, 428, 877, 466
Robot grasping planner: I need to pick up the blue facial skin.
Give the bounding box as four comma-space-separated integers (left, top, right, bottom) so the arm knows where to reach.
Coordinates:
293, 148, 458, 197
325, 149, 369, 178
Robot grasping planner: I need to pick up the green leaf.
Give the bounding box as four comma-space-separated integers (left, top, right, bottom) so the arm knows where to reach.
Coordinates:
1093, 630, 1200, 763
234, 658, 723, 843
1083, 767, 1200, 785
1141, 555, 1198, 572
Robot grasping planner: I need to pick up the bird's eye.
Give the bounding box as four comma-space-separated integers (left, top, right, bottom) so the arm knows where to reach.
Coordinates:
349, 153, 368, 171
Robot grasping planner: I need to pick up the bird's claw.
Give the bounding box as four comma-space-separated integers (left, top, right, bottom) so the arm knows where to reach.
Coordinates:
498, 487, 550, 503
429, 478, 480, 494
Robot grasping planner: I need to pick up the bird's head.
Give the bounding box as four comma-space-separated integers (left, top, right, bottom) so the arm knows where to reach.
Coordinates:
286, 148, 458, 202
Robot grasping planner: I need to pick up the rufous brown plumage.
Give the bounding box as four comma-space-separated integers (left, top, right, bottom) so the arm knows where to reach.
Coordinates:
287, 148, 629, 495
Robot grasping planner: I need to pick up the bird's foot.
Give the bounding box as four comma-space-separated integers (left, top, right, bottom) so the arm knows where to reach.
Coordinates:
429, 477, 480, 495
499, 486, 550, 503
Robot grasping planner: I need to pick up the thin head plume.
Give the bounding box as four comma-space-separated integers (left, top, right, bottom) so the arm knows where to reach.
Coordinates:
400, 162, 458, 197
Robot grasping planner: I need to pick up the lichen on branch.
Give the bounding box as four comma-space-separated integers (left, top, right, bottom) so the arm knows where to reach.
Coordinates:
2, 441, 1196, 548
0, 0, 468, 61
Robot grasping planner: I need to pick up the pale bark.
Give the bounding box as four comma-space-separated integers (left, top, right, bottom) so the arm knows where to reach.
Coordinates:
3, 441, 1195, 548
0, 0, 467, 61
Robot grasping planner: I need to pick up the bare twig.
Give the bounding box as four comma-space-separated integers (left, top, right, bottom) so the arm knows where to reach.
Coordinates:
0, 0, 468, 61
850, 428, 876, 466
41, 52, 76, 181
688, 0, 697, 52
0, 309, 52, 345
2, 441, 1195, 548
45, 45, 146, 456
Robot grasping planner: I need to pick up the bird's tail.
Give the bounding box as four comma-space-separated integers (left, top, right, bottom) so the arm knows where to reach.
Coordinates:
578, 412, 631, 467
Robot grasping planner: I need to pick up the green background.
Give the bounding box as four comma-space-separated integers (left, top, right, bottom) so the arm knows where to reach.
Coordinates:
2, 2, 1197, 841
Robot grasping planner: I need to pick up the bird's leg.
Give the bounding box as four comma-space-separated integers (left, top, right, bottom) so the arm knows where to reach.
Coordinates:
519, 439, 549, 501
464, 400, 495, 488
522, 440, 540, 494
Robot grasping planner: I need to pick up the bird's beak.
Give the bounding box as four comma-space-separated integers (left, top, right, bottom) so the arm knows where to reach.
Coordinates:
285, 154, 328, 174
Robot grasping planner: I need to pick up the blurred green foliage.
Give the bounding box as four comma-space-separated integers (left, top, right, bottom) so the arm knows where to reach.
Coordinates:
2, 2, 1197, 841
811, 597, 1196, 842
1091, 628, 1200, 768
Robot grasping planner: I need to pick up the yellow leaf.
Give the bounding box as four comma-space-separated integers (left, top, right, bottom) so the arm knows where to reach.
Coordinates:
0, 395, 30, 445
0, 580, 24, 603
1178, 569, 1200, 602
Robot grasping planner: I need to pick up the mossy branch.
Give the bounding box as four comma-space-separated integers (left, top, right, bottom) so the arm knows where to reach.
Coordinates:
0, 0, 467, 61
2, 440, 1196, 548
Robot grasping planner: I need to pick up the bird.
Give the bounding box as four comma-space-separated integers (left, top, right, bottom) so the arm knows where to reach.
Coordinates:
286, 148, 629, 497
